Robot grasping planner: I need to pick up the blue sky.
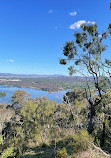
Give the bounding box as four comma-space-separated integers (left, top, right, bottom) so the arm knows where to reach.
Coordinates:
0, 0, 111, 75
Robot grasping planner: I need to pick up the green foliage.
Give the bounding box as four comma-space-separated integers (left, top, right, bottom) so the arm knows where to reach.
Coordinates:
59, 21, 111, 151
0, 136, 14, 158
60, 23, 109, 78
22, 97, 55, 126
56, 147, 68, 158
1, 146, 14, 158
20, 97, 56, 146
41, 142, 48, 148
0, 92, 6, 97
56, 130, 92, 156
12, 90, 30, 107
1, 87, 111, 157
105, 59, 111, 66
93, 89, 111, 152
69, 130, 90, 153
59, 59, 67, 65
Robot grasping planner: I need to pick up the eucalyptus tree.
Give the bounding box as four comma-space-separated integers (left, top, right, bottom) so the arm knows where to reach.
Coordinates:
12, 90, 30, 109
60, 23, 111, 136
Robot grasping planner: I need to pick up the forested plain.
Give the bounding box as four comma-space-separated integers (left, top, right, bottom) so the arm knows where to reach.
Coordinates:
0, 75, 94, 91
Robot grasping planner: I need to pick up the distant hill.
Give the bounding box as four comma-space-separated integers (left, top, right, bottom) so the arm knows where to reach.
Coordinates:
0, 73, 66, 78
0, 73, 92, 80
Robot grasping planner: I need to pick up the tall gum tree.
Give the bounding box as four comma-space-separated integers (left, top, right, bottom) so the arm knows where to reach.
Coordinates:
60, 23, 111, 137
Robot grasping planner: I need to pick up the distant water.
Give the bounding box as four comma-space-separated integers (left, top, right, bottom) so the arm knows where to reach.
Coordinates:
0, 85, 69, 104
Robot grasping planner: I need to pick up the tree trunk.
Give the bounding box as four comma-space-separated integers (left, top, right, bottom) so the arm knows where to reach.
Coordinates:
88, 105, 95, 134
100, 122, 105, 147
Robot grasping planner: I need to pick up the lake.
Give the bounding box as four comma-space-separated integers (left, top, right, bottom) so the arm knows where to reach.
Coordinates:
0, 85, 69, 104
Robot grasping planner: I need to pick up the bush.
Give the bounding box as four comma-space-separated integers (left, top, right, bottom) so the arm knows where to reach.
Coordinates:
56, 147, 68, 158
1, 146, 14, 158
41, 142, 48, 148
69, 130, 91, 153
57, 136, 74, 148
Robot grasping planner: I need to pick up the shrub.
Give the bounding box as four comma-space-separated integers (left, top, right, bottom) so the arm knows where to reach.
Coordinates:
1, 146, 14, 158
69, 130, 91, 153
41, 142, 48, 148
57, 136, 74, 148
56, 147, 68, 158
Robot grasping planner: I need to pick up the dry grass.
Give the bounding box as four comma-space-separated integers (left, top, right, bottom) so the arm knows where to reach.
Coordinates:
73, 149, 110, 158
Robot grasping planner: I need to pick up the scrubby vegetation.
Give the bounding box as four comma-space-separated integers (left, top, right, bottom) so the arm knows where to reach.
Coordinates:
0, 86, 111, 157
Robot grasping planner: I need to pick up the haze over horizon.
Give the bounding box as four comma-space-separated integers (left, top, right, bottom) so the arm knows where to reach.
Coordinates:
0, 72, 84, 77
0, 0, 111, 75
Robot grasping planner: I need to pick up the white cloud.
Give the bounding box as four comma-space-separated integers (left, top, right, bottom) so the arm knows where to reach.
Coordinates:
98, 35, 102, 38
69, 11, 77, 16
7, 59, 14, 62
69, 20, 86, 29
48, 9, 53, 14
87, 21, 96, 25
69, 20, 96, 30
